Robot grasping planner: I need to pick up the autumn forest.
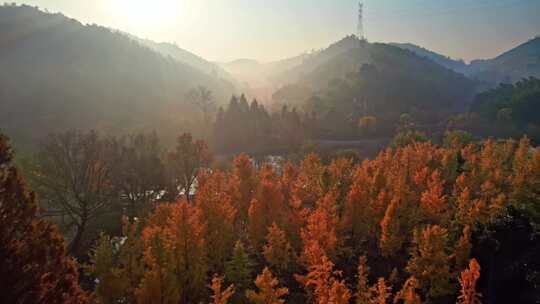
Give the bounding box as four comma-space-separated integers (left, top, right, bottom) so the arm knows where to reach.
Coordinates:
2, 3, 540, 304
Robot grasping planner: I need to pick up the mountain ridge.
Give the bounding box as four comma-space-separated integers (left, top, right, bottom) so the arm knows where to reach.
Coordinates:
0, 4, 234, 147
391, 36, 540, 84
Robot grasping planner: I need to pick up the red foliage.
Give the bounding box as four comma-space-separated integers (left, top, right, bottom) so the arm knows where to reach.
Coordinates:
0, 135, 87, 303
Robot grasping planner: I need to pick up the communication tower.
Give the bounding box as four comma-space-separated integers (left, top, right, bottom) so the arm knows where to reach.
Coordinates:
357, 1, 366, 41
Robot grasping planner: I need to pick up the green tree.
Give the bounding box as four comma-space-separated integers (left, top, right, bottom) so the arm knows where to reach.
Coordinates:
225, 241, 256, 303
443, 130, 474, 149
406, 225, 453, 300
391, 131, 429, 148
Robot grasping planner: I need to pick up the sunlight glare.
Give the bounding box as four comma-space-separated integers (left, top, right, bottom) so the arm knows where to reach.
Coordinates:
110, 0, 185, 30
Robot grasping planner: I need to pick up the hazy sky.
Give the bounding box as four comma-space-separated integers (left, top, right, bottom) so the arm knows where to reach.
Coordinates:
14, 0, 540, 62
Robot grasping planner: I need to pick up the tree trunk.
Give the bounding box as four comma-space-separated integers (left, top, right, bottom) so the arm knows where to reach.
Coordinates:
69, 220, 86, 257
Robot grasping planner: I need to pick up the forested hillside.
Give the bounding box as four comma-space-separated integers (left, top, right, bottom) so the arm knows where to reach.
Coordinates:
390, 43, 467, 72
272, 36, 478, 139
2, 2, 540, 304
451, 77, 540, 142
393, 37, 540, 86
4, 130, 539, 303
467, 36, 540, 84
0, 5, 234, 148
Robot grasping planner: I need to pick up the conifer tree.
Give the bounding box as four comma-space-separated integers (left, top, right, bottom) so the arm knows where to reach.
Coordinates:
330, 279, 352, 304
380, 197, 404, 257
369, 278, 392, 304
388, 268, 400, 289
136, 201, 207, 303
453, 225, 472, 271
406, 225, 453, 299
393, 277, 422, 304
210, 275, 235, 304
86, 234, 126, 303
135, 229, 181, 304
342, 170, 380, 251
86, 217, 143, 303
248, 165, 286, 250
231, 153, 257, 231
301, 205, 339, 263
246, 267, 289, 304
303, 254, 335, 303
263, 222, 294, 274
196, 170, 237, 271
0, 134, 87, 304
457, 259, 482, 304
510, 136, 540, 221
356, 255, 371, 304
117, 217, 144, 301
292, 154, 325, 206
225, 241, 256, 302
420, 170, 447, 221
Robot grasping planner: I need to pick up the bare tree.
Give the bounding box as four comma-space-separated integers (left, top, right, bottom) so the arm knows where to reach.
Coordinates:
188, 86, 217, 137
34, 130, 118, 256
111, 132, 166, 221
167, 133, 212, 202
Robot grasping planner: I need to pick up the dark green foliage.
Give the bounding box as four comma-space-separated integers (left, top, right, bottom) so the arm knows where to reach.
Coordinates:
213, 95, 304, 154
472, 206, 540, 304
470, 77, 540, 142
391, 130, 429, 148
466, 36, 540, 84
443, 130, 475, 149
273, 36, 477, 140
225, 241, 256, 303
391, 42, 467, 72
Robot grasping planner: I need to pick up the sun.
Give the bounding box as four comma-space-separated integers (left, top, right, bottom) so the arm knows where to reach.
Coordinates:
110, 0, 183, 30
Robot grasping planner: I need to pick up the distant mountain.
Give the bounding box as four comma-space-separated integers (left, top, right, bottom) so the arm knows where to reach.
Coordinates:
271, 36, 478, 138
274, 36, 475, 95
390, 43, 467, 72
272, 36, 366, 85
467, 36, 540, 84
133, 38, 236, 83
219, 55, 310, 87
219, 59, 264, 82
0, 4, 234, 148
218, 55, 309, 102
392, 38, 540, 85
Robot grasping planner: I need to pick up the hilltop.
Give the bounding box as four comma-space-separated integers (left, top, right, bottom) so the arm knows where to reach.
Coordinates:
0, 4, 234, 148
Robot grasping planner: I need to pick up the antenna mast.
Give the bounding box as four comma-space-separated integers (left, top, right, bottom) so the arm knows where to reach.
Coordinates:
357, 1, 365, 40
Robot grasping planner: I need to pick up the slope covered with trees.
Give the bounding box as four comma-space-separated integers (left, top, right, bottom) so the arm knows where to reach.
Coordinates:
272, 36, 478, 140
0, 4, 234, 149
213, 95, 305, 154
2, 124, 539, 303
448, 77, 540, 143
467, 36, 540, 84
77, 134, 539, 303
390, 42, 467, 72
